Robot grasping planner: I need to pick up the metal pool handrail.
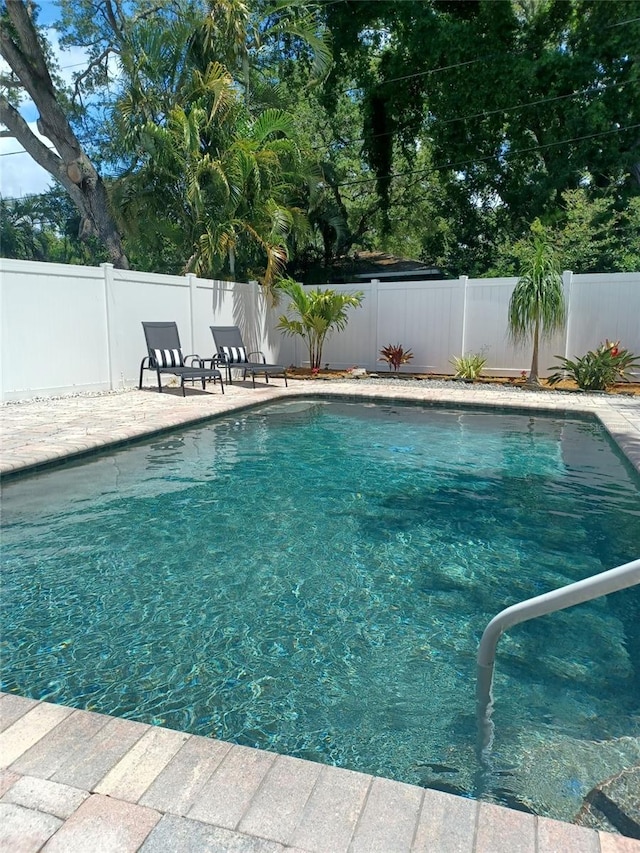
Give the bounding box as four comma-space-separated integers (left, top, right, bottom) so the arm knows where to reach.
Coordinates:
476, 558, 640, 763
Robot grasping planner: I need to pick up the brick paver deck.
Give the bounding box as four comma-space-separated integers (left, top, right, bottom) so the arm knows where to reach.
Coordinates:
2, 378, 639, 851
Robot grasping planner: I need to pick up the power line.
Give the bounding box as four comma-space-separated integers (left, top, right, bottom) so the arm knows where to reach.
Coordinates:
0, 144, 57, 157
605, 16, 640, 28
309, 77, 635, 153
1, 76, 624, 160
2, 121, 637, 201
342, 55, 492, 94
333, 122, 640, 190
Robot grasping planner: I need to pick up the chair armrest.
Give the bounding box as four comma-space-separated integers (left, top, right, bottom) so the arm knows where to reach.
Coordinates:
183, 353, 202, 367
248, 350, 266, 364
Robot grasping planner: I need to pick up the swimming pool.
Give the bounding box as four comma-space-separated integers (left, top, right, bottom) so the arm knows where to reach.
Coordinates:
2, 399, 639, 822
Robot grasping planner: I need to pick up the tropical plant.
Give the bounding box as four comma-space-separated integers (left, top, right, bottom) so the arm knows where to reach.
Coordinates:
548, 340, 640, 391
508, 227, 566, 387
0, 197, 49, 261
114, 71, 309, 293
276, 279, 363, 370
450, 351, 487, 381
379, 344, 413, 372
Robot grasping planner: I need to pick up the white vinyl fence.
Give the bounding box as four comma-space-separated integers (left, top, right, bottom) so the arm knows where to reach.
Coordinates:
0, 259, 280, 402
1, 258, 639, 401
278, 273, 640, 379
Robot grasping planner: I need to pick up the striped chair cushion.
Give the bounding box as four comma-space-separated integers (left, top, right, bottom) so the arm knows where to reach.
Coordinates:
152, 348, 183, 368
220, 345, 248, 364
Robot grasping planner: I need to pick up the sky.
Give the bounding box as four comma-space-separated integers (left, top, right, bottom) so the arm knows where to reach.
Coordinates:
0, 1, 87, 200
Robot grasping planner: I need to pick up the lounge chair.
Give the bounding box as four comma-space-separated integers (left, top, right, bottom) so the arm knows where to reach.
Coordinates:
139, 321, 224, 396
209, 326, 288, 388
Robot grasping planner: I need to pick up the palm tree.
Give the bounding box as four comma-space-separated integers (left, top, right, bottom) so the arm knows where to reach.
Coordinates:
195, 0, 332, 104
277, 279, 363, 370
115, 63, 309, 294
508, 231, 566, 387
0, 197, 49, 260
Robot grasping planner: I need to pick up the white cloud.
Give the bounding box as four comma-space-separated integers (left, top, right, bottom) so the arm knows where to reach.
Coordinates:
0, 124, 57, 199
49, 34, 96, 88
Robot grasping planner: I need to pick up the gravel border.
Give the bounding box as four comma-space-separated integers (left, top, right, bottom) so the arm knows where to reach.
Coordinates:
326, 374, 631, 398
3, 375, 638, 406
2, 388, 135, 406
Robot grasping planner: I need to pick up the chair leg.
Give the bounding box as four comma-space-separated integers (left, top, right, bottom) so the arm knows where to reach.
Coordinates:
181, 377, 186, 396
138, 359, 146, 389
156, 369, 163, 393
284, 371, 288, 388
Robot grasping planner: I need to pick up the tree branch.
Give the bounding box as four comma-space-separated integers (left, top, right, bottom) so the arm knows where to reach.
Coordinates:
0, 95, 63, 176
3, 0, 55, 93
1, 17, 82, 163
0, 1, 126, 266
0, 71, 24, 89
71, 47, 117, 101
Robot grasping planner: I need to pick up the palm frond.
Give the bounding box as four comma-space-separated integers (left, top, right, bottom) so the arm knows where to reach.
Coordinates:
250, 109, 297, 144
508, 238, 566, 343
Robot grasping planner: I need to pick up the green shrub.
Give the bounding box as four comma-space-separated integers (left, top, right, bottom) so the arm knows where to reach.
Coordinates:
450, 351, 487, 380
548, 340, 640, 391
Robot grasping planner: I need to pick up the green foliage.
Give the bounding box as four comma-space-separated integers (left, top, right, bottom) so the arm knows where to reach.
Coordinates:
50, 0, 330, 280
379, 344, 414, 372
0, 197, 49, 260
321, 0, 640, 274
276, 279, 364, 369
508, 227, 566, 384
8, 0, 638, 276
548, 341, 640, 391
492, 190, 640, 276
0, 192, 108, 265
112, 61, 310, 292
450, 351, 487, 380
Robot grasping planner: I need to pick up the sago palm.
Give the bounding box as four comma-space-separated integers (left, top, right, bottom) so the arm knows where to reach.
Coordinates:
277, 279, 363, 370
508, 233, 566, 387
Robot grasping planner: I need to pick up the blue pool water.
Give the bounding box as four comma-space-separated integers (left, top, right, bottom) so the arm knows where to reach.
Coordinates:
2, 400, 639, 821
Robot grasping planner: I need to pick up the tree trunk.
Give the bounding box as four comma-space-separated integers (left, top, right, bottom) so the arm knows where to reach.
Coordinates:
0, 0, 129, 268
528, 316, 541, 387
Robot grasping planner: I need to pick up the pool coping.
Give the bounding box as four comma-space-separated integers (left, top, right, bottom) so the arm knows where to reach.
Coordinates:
2, 380, 639, 479
2, 380, 640, 852
3, 691, 638, 853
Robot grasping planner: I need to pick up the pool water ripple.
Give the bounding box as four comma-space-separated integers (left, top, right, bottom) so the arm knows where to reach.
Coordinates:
2, 399, 639, 823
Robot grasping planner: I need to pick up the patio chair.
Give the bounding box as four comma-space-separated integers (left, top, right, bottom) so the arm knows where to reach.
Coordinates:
139, 322, 224, 396
210, 326, 288, 388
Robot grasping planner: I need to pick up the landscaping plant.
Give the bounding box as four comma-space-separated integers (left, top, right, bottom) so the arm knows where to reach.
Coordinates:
548, 340, 640, 391
379, 344, 414, 371
508, 225, 566, 388
450, 351, 487, 380
276, 279, 364, 370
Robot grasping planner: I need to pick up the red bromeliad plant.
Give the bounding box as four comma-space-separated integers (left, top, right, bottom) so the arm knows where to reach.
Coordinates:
548, 340, 640, 391
379, 344, 414, 371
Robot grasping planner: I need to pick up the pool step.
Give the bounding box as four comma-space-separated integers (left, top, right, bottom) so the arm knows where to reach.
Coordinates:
575, 765, 640, 840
